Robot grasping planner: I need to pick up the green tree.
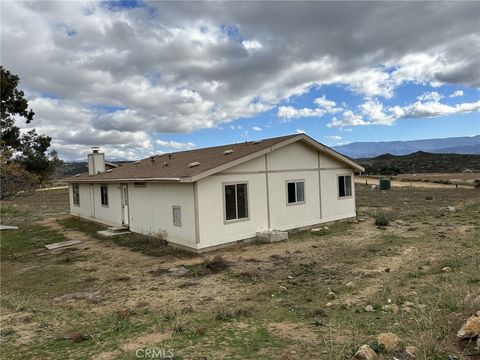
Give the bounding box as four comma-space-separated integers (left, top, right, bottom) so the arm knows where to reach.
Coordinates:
1, 66, 58, 184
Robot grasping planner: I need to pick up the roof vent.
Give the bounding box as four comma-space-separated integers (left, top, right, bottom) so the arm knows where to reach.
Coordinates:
253, 140, 262, 144
163, 162, 168, 168
189, 161, 200, 168
106, 169, 113, 173
150, 156, 155, 163
223, 149, 234, 155
168, 154, 173, 160
75, 174, 81, 177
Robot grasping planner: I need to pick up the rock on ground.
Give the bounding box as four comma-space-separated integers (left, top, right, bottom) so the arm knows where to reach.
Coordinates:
405, 345, 417, 358
377, 332, 402, 352
354, 344, 377, 360
464, 293, 480, 307
457, 311, 480, 339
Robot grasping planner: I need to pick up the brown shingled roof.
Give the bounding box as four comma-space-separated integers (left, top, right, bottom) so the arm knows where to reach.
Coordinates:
65, 133, 363, 183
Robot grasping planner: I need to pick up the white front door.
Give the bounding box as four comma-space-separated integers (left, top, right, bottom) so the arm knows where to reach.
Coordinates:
121, 185, 129, 226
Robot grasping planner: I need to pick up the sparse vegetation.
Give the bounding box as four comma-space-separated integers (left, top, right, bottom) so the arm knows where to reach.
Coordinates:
375, 213, 391, 226
186, 255, 230, 277
1, 185, 479, 359
358, 151, 480, 175
475, 179, 480, 189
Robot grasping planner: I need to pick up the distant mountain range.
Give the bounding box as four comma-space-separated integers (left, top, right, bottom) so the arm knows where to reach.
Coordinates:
333, 135, 480, 158
357, 151, 480, 174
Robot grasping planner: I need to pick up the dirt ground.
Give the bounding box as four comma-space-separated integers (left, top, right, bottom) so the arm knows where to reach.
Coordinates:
395, 172, 480, 184
1, 186, 479, 359
356, 176, 475, 189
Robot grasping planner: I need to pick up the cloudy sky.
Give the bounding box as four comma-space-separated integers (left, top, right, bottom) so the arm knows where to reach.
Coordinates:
2, 1, 479, 160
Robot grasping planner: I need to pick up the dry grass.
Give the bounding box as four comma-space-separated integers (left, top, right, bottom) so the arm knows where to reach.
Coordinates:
1, 185, 479, 359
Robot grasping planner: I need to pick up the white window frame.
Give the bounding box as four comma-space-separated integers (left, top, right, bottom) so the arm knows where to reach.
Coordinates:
286, 179, 305, 206
222, 181, 249, 223
100, 185, 109, 207
172, 206, 181, 227
72, 184, 80, 206
337, 174, 353, 199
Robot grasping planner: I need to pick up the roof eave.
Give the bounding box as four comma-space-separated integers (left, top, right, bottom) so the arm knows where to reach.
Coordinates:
64, 177, 181, 183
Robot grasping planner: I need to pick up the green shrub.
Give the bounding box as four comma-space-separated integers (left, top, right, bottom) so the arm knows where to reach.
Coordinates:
375, 213, 390, 226
368, 340, 385, 353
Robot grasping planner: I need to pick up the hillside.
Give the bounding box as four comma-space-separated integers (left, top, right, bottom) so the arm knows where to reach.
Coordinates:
334, 135, 480, 158
357, 151, 480, 175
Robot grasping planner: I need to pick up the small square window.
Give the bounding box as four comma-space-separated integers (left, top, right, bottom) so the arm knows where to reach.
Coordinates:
338, 175, 352, 198
224, 183, 249, 221
287, 180, 305, 204
173, 206, 181, 227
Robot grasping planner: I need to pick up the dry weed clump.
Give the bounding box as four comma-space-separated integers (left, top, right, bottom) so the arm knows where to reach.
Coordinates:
203, 255, 229, 272
213, 303, 254, 321
375, 213, 391, 226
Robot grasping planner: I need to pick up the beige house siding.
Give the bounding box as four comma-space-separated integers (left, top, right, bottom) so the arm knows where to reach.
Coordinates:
194, 141, 356, 249
196, 173, 269, 249
69, 183, 123, 227
128, 183, 196, 248
319, 168, 356, 221
69, 138, 358, 251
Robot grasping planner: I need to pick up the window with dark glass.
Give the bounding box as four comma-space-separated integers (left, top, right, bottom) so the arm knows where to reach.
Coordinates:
338, 175, 352, 198
100, 185, 109, 206
287, 180, 305, 204
73, 184, 80, 206
224, 183, 248, 221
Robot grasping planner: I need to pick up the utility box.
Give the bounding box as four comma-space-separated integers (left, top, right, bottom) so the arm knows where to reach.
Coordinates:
379, 178, 391, 190
256, 230, 288, 243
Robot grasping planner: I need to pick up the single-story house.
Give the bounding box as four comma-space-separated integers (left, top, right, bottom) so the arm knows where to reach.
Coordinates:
65, 133, 364, 252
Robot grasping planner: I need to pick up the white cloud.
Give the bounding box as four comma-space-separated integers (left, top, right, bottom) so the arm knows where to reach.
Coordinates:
314, 95, 337, 110
449, 90, 464, 98
277, 95, 340, 120
296, 129, 305, 133
155, 139, 196, 150
393, 99, 480, 119
417, 91, 443, 102
358, 100, 395, 125
2, 1, 479, 159
242, 40, 263, 51
277, 106, 326, 120
328, 110, 368, 128
252, 126, 262, 131
327, 98, 480, 127
327, 135, 342, 140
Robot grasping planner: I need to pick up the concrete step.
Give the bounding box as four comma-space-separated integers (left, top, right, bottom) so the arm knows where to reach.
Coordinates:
107, 226, 129, 234
97, 229, 131, 237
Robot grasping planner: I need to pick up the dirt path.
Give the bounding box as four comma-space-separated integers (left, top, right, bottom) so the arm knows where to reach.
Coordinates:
356, 176, 473, 189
